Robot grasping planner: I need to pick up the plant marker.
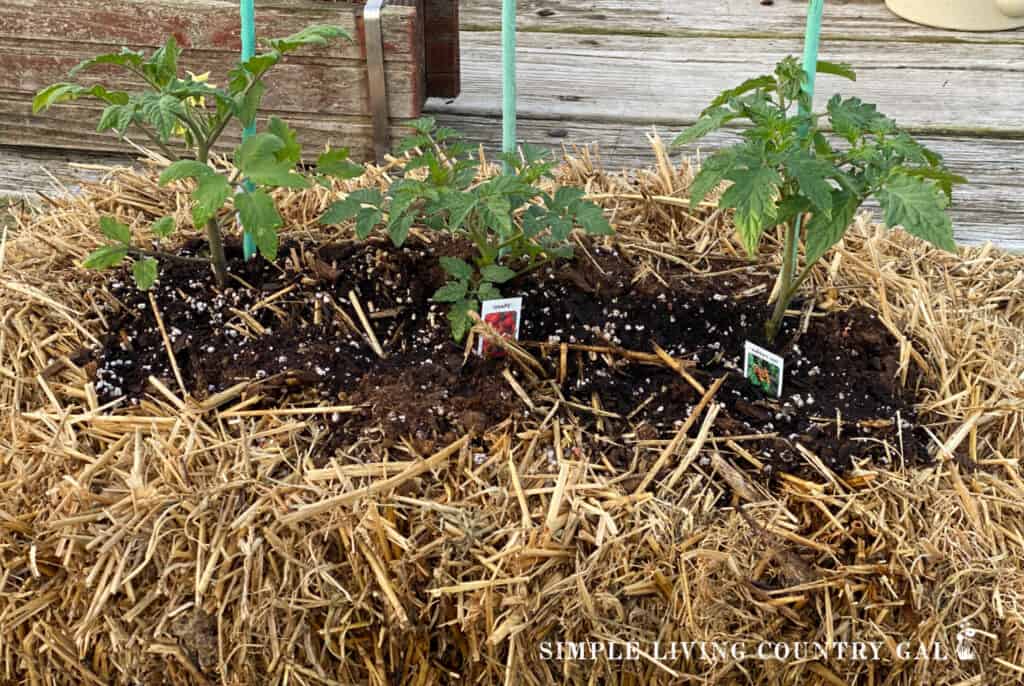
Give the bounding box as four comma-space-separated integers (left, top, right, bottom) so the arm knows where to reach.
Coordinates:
744, 342, 785, 398
478, 297, 522, 358
240, 0, 257, 260
501, 0, 517, 172
788, 0, 825, 276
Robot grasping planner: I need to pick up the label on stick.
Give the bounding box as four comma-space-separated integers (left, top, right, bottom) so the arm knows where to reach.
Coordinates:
744, 341, 784, 398
478, 297, 523, 357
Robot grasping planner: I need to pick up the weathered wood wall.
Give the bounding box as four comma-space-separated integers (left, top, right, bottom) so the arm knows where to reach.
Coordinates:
0, 0, 425, 157
423, 0, 460, 98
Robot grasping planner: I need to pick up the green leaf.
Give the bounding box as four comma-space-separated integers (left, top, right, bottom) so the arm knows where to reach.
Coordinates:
97, 104, 130, 135
812, 132, 834, 158
387, 212, 414, 247
317, 148, 364, 180
816, 60, 857, 81
355, 207, 383, 239
319, 189, 382, 224
804, 190, 859, 265
784, 153, 835, 212
673, 107, 737, 147
876, 173, 956, 252
551, 187, 586, 210
774, 56, 807, 103
268, 117, 302, 165
235, 132, 283, 169
235, 190, 283, 260
33, 84, 77, 113
247, 163, 311, 189
160, 160, 212, 184
69, 48, 145, 77
719, 166, 782, 256
192, 174, 232, 226
827, 95, 892, 142
688, 146, 749, 208
33, 83, 130, 114
442, 192, 476, 232
151, 216, 175, 238
235, 132, 309, 188
409, 116, 436, 134
240, 53, 280, 81
266, 25, 351, 54
432, 280, 468, 303
479, 196, 513, 237
775, 195, 812, 227
574, 201, 613, 235
235, 80, 266, 127
477, 282, 502, 302
140, 94, 184, 142
132, 257, 159, 290
706, 75, 776, 111
82, 245, 128, 269
99, 216, 131, 245
896, 166, 967, 203
397, 134, 431, 154
447, 298, 478, 342
481, 264, 516, 284
145, 36, 181, 86
439, 256, 473, 281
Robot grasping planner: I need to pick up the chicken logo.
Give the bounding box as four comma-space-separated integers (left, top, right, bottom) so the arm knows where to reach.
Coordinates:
955, 628, 977, 661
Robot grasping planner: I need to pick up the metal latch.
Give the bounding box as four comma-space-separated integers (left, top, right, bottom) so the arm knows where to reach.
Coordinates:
364, 0, 390, 163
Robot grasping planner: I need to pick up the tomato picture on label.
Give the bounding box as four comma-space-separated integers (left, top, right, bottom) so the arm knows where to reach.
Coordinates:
482, 310, 518, 357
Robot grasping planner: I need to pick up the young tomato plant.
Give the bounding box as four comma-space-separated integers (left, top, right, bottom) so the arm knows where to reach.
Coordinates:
34, 26, 363, 289
674, 57, 964, 342
320, 117, 614, 340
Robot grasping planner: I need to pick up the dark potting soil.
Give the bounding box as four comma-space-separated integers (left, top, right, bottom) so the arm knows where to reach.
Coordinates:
86, 236, 927, 480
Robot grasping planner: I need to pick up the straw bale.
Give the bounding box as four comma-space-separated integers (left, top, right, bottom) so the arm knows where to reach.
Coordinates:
0, 139, 1022, 684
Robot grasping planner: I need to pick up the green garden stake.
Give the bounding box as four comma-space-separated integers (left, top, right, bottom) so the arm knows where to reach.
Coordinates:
789, 0, 826, 277
240, 0, 257, 260
501, 0, 517, 172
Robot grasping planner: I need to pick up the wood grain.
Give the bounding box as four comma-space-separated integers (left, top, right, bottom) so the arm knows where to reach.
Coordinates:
0, 0, 426, 156
0, 97, 416, 160
430, 32, 1024, 135
4, 43, 421, 119
0, 0, 421, 60
461, 0, 1024, 44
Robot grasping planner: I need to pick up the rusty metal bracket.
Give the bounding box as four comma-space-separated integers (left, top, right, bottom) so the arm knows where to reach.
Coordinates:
364, 0, 390, 162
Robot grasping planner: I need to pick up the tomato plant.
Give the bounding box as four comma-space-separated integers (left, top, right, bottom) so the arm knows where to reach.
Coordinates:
321, 118, 614, 340
674, 57, 964, 342
35, 26, 363, 289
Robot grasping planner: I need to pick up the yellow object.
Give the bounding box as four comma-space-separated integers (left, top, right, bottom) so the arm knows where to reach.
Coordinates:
886, 0, 1024, 31
173, 71, 213, 138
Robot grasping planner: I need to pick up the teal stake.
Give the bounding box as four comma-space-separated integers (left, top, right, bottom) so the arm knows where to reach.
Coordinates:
501, 0, 517, 171
240, 0, 257, 260
789, 0, 825, 277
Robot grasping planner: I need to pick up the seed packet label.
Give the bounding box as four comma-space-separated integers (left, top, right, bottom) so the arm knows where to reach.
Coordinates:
744, 341, 784, 398
478, 297, 523, 357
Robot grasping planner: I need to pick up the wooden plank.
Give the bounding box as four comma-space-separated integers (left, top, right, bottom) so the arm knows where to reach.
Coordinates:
460, 0, 1024, 44
4, 43, 420, 120
0, 0, 426, 158
424, 0, 461, 97
429, 32, 1024, 135
0, 96, 416, 161
0, 146, 137, 199
0, 0, 421, 61
430, 113, 1024, 250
